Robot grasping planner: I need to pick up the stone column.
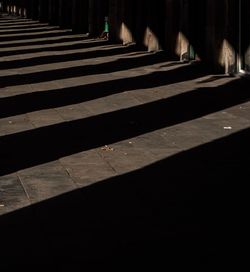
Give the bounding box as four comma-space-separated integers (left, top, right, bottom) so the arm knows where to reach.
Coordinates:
48, 0, 59, 25
175, 0, 190, 61
59, 0, 73, 28
3, 0, 8, 12
206, 0, 237, 73
29, 0, 39, 20
164, 0, 181, 58
241, 0, 250, 71
145, 0, 166, 52
133, 0, 148, 49
72, 0, 89, 33
88, 0, 109, 37
39, 0, 49, 22
187, 0, 207, 61
108, 0, 121, 42
18, 0, 26, 17
25, 0, 33, 18
121, 0, 137, 45
9, 0, 17, 15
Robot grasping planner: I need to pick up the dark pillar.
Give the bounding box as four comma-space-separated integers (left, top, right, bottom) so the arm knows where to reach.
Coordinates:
59, 0, 73, 29
206, 0, 237, 73
1, 0, 8, 12
241, 0, 250, 72
88, 0, 109, 37
72, 0, 89, 33
108, 0, 123, 42
30, 0, 39, 20
39, 0, 49, 22
12, 0, 18, 15
164, 0, 181, 58
18, 0, 26, 17
48, 0, 59, 25
134, 0, 148, 49
146, 0, 166, 51
121, 0, 137, 45
26, 0, 33, 18
177, 0, 190, 61
174, 0, 207, 62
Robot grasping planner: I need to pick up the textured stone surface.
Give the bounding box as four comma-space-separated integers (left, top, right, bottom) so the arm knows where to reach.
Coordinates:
0, 13, 249, 270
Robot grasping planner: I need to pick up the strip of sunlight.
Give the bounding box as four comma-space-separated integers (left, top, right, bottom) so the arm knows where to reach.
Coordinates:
0, 26, 60, 33
0, 39, 102, 56
0, 61, 228, 133
0, 33, 88, 45
0, 53, 183, 91
119, 22, 135, 46
219, 39, 235, 74
1, 116, 249, 216
144, 27, 161, 52
0, 46, 114, 69
0, 23, 47, 29
0, 28, 71, 38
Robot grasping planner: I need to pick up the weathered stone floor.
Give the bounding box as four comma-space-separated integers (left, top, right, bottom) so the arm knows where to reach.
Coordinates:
0, 14, 249, 269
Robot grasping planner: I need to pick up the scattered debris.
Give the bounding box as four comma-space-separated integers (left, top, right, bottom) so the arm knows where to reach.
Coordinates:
101, 145, 114, 152
0, 204, 5, 207
224, 126, 232, 130
129, 141, 133, 144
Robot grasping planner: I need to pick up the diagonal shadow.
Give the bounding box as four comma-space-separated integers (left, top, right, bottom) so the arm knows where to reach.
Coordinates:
0, 26, 61, 35
0, 19, 32, 24
0, 22, 47, 29
0, 77, 249, 176
0, 21, 42, 27
0, 35, 88, 48
0, 62, 206, 118
197, 75, 231, 83
0, 127, 247, 268
0, 30, 73, 42
0, 18, 25, 21
0, 44, 137, 70
0, 53, 203, 88
0, 39, 109, 57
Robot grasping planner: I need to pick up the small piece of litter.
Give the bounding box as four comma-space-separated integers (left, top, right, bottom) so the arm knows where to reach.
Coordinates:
129, 142, 133, 144
101, 145, 114, 151
0, 204, 5, 207
224, 127, 232, 130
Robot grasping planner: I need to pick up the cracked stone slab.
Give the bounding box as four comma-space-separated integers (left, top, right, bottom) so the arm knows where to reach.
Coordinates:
17, 161, 76, 203
0, 174, 30, 215
60, 150, 117, 187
